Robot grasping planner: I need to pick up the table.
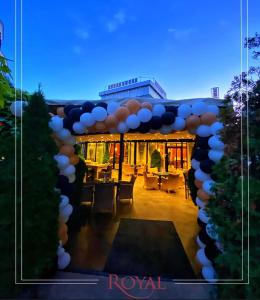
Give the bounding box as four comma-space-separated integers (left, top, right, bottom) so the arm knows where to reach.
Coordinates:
152, 172, 170, 189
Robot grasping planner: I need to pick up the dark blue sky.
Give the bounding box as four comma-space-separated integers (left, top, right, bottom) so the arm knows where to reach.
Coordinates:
1, 0, 259, 100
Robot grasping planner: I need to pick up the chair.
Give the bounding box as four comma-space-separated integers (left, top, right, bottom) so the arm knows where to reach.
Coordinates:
80, 183, 94, 204
123, 164, 135, 176
92, 182, 116, 214
137, 165, 147, 176
117, 175, 136, 205
161, 174, 181, 193
143, 172, 159, 190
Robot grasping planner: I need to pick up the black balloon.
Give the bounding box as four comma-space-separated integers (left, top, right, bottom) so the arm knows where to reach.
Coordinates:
204, 244, 221, 262
199, 228, 214, 246
197, 217, 207, 229
197, 136, 211, 149
165, 106, 178, 116
63, 117, 74, 131
138, 122, 150, 133
95, 102, 108, 110
64, 105, 76, 116
161, 112, 175, 125
200, 159, 215, 174
82, 101, 95, 112
193, 148, 208, 161
68, 108, 83, 122
148, 116, 162, 130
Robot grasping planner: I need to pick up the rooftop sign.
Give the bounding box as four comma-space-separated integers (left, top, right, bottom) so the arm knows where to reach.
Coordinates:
108, 78, 138, 90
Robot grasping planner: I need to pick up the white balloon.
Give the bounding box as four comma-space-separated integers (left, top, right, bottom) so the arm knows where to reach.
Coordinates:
202, 180, 216, 195
117, 122, 128, 133
64, 135, 76, 145
171, 117, 185, 131
196, 235, 206, 248
201, 266, 218, 283
56, 128, 71, 140
80, 112, 95, 127
72, 122, 85, 134
152, 104, 166, 117
49, 116, 63, 132
55, 155, 70, 170
57, 245, 65, 256
191, 102, 208, 115
196, 197, 207, 208
196, 125, 211, 137
10, 101, 26, 117
107, 102, 120, 115
196, 248, 212, 267
60, 195, 69, 209
210, 121, 224, 135
91, 107, 107, 121
178, 104, 192, 118
58, 251, 71, 270
126, 114, 140, 129
207, 104, 219, 116
160, 125, 172, 134
208, 149, 224, 162
206, 223, 219, 241
195, 168, 211, 182
191, 158, 200, 170
61, 164, 75, 176
208, 135, 224, 150
68, 173, 76, 183
60, 203, 73, 223
198, 208, 210, 224
137, 108, 152, 123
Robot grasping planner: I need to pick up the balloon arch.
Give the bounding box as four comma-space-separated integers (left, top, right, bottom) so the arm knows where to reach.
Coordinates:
46, 99, 225, 281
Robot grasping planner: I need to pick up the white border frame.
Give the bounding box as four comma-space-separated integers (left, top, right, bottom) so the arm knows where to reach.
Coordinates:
13, 0, 250, 286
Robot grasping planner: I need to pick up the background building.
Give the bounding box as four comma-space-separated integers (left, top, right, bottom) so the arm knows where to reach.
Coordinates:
99, 77, 167, 100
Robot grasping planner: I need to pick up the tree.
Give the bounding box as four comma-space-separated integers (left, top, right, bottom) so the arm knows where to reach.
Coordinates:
21, 91, 60, 279
207, 34, 260, 299
151, 149, 162, 171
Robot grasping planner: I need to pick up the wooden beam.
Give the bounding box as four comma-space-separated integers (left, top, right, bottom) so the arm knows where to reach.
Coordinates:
118, 134, 124, 181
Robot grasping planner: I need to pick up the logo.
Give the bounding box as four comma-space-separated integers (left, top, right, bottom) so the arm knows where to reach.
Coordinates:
108, 274, 166, 299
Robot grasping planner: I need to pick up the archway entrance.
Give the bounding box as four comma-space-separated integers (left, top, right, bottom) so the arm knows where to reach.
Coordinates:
49, 98, 224, 281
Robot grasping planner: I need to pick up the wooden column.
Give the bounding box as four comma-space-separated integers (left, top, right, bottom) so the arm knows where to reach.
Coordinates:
165, 142, 169, 172
113, 142, 116, 169
118, 134, 124, 181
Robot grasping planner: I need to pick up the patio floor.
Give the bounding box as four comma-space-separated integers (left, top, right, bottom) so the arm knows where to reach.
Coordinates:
66, 172, 201, 276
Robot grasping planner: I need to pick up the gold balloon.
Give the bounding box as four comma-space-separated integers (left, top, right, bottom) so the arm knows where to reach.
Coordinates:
57, 107, 65, 117
141, 102, 153, 111
194, 179, 203, 189
95, 121, 107, 133
200, 113, 217, 125
197, 189, 210, 201
70, 154, 80, 165
58, 222, 68, 245
59, 145, 75, 157
126, 99, 141, 114
186, 115, 201, 130
105, 115, 118, 129
115, 107, 130, 122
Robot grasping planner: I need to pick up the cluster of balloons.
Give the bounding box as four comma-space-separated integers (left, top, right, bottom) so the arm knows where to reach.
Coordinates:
53, 100, 221, 136
57, 243, 71, 270
187, 106, 224, 283
195, 222, 222, 283
48, 114, 80, 270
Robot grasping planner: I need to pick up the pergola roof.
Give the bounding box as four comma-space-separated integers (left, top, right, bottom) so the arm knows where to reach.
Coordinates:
45, 97, 224, 107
